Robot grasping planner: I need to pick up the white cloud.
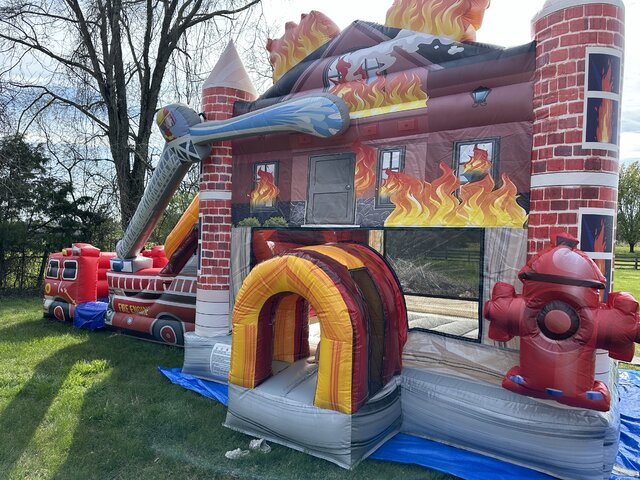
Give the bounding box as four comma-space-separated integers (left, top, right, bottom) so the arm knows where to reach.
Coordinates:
620, 132, 640, 165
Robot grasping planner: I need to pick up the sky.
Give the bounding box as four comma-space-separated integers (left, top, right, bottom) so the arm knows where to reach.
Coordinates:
261, 0, 640, 164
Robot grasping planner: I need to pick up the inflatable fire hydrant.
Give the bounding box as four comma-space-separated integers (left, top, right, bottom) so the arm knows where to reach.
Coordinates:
484, 233, 640, 411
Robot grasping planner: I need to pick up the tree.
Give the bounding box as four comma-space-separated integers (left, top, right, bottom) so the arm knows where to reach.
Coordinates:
618, 161, 640, 253
0, 134, 111, 290
0, 0, 261, 228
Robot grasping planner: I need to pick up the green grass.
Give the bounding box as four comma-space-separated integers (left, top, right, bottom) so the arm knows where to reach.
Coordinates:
0, 296, 454, 480
614, 245, 640, 363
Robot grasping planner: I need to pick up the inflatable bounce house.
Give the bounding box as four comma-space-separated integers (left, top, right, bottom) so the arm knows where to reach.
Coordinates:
43, 195, 199, 344
43, 243, 115, 322
42, 0, 640, 477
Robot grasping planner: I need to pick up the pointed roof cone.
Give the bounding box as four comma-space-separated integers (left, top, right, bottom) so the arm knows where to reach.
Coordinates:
533, 0, 623, 23
203, 41, 258, 99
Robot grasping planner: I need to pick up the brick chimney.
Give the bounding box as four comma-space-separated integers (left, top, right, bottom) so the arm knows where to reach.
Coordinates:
196, 41, 257, 337
527, 0, 624, 288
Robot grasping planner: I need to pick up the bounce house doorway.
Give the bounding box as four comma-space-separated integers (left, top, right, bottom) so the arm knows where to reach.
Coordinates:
229, 242, 407, 414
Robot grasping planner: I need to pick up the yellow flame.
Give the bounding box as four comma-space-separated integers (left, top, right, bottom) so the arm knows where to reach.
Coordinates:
266, 11, 340, 83
385, 0, 491, 42
381, 163, 526, 227
329, 72, 428, 114
596, 98, 614, 143
352, 140, 377, 198
250, 169, 279, 208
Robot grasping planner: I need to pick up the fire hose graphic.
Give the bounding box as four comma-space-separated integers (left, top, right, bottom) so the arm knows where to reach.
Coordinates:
116, 94, 350, 260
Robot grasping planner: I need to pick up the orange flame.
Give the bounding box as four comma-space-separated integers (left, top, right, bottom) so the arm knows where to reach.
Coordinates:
266, 11, 340, 83
250, 168, 279, 208
593, 219, 608, 290
596, 59, 614, 143
352, 140, 376, 198
594, 219, 607, 253
380, 163, 526, 227
596, 99, 614, 143
385, 0, 491, 42
329, 72, 428, 114
601, 59, 614, 93
463, 144, 492, 176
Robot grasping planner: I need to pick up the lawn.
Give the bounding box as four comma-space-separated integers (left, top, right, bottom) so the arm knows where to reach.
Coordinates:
614, 245, 640, 360
0, 296, 454, 480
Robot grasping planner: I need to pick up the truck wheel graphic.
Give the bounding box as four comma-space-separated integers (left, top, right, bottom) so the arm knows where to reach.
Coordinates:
50, 301, 72, 322
152, 318, 184, 346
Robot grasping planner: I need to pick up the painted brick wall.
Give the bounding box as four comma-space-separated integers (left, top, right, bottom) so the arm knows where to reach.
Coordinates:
196, 86, 255, 336
528, 2, 623, 256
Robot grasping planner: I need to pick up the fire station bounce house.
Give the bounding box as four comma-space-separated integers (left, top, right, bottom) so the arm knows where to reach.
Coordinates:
42, 0, 640, 477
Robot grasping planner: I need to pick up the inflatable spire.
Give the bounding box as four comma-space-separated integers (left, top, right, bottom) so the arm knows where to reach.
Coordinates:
196, 41, 257, 338
203, 41, 258, 99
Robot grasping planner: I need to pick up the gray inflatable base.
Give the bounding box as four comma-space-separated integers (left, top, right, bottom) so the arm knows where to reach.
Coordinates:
225, 359, 402, 469
181, 332, 232, 383
401, 367, 620, 480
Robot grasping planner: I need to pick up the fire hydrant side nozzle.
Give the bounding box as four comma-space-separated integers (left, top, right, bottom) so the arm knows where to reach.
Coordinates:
484, 282, 525, 342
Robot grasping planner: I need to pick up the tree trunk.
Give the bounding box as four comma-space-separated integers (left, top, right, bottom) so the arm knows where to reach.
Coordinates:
36, 248, 49, 290
631, 243, 636, 253
0, 244, 5, 291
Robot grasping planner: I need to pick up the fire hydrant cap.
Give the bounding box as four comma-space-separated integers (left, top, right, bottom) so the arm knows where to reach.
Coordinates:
519, 245, 606, 288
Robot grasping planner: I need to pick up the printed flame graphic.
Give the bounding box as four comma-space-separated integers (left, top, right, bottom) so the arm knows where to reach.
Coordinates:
463, 144, 491, 177
330, 72, 428, 114
596, 59, 615, 143
380, 163, 526, 227
593, 219, 607, 275
250, 169, 279, 208
385, 0, 491, 42
266, 11, 340, 83
352, 140, 376, 198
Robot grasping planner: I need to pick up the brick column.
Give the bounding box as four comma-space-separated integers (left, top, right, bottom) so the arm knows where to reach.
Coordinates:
528, 0, 624, 276
195, 42, 257, 337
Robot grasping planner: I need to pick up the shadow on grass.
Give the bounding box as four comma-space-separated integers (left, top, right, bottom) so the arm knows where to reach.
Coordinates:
0, 316, 454, 480
0, 325, 185, 478
0, 317, 81, 345
0, 338, 101, 475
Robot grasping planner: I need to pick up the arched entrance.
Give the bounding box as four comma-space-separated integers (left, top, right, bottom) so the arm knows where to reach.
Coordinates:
229, 243, 407, 414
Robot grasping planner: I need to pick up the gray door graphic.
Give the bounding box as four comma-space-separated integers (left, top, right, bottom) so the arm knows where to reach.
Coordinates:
307, 153, 356, 225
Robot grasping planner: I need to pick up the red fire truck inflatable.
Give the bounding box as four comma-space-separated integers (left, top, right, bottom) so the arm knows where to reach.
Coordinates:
43, 243, 114, 322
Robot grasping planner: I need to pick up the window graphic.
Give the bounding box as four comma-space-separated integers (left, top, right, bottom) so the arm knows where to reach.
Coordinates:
453, 138, 500, 186
250, 162, 279, 212
578, 208, 615, 300
376, 147, 405, 207
46, 259, 60, 279
583, 48, 622, 149
62, 260, 78, 281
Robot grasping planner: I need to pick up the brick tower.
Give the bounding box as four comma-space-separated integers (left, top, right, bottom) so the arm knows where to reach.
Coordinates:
528, 0, 624, 291
196, 41, 257, 337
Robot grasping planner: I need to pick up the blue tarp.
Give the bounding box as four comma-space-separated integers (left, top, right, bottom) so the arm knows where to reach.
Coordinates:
370, 433, 553, 479
611, 369, 640, 480
158, 367, 228, 405
159, 367, 640, 479
73, 301, 107, 331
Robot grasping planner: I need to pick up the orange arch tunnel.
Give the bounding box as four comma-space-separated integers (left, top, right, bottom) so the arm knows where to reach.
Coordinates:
228, 243, 407, 414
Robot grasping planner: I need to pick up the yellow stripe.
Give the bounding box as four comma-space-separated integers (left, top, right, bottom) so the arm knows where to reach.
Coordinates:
164, 194, 199, 259
298, 245, 365, 270
273, 295, 299, 362
229, 254, 354, 413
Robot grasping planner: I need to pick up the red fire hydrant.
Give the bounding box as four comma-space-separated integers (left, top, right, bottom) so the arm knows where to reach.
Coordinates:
484, 233, 640, 411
